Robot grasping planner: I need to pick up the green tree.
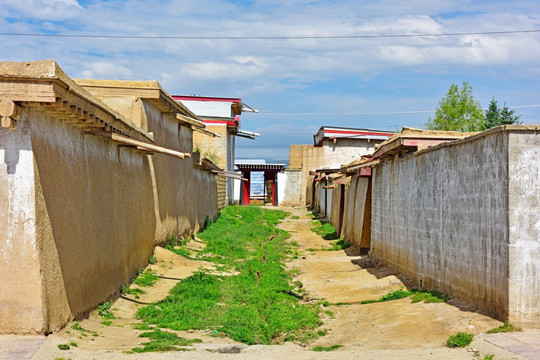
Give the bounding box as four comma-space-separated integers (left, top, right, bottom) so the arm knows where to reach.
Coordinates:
482, 97, 521, 130
426, 82, 485, 132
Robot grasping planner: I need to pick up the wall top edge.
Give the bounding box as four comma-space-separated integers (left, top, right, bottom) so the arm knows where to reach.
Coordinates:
412, 124, 540, 158
0, 60, 154, 141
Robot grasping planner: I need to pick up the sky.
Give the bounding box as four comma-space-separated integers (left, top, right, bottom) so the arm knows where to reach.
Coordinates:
1, 0, 540, 161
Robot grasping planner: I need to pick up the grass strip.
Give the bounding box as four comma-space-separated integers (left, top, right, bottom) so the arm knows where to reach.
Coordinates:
446, 332, 474, 348
361, 287, 415, 304
487, 322, 522, 334
137, 205, 322, 345
310, 220, 339, 240
312, 344, 343, 352
130, 329, 201, 353
133, 269, 158, 287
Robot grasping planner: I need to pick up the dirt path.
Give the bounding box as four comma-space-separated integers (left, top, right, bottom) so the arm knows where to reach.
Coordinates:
35, 206, 520, 360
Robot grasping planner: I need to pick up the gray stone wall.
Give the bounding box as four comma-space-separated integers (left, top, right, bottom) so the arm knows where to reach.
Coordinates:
371, 130, 511, 320
508, 131, 540, 323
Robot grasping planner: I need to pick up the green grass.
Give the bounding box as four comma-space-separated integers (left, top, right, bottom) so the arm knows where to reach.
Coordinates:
312, 344, 343, 352
130, 329, 201, 353
68, 341, 78, 347
149, 255, 157, 264
71, 321, 88, 332
446, 332, 474, 348
486, 322, 523, 334
361, 288, 449, 305
122, 285, 145, 298
57, 344, 70, 350
310, 220, 339, 240
165, 235, 194, 259
361, 287, 415, 304
167, 247, 192, 258
482, 355, 494, 360
411, 290, 449, 303
137, 205, 322, 345
291, 216, 300, 219
101, 320, 112, 326
327, 239, 351, 251
133, 269, 158, 287
97, 302, 115, 319
132, 323, 153, 330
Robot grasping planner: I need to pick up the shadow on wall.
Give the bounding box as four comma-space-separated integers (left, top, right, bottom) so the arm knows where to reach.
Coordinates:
31, 111, 157, 328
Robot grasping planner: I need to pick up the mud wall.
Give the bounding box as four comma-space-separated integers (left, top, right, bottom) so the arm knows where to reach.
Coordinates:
370, 128, 540, 322
0, 70, 219, 334
340, 176, 370, 249
290, 139, 378, 205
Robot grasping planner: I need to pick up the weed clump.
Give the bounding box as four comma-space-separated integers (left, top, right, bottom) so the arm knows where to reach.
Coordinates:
486, 322, 522, 334
446, 332, 474, 348
130, 329, 201, 353
310, 220, 339, 240
411, 290, 449, 303
361, 287, 414, 304
312, 344, 343, 351
133, 269, 158, 287
97, 302, 115, 319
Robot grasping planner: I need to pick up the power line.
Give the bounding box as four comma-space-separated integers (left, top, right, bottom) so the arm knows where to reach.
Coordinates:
252, 104, 540, 117
0, 29, 539, 40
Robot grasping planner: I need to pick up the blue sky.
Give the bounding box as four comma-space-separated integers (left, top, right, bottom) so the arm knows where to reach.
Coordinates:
1, 0, 539, 161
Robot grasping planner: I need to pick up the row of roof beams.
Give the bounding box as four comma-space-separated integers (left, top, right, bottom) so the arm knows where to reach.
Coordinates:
0, 60, 224, 160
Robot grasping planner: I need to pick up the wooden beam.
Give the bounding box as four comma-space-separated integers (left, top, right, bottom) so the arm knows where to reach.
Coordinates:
85, 130, 190, 160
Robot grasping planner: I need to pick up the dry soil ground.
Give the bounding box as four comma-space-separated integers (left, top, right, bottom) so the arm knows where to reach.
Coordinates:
35, 206, 524, 360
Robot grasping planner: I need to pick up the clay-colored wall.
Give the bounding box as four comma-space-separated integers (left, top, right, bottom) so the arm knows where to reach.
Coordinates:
329, 183, 343, 235
290, 139, 381, 205
0, 113, 45, 334
0, 83, 219, 334
193, 124, 228, 169
341, 176, 370, 249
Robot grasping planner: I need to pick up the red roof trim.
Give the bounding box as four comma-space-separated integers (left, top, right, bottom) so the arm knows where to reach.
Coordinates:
204, 119, 236, 126
324, 130, 394, 137
172, 95, 242, 103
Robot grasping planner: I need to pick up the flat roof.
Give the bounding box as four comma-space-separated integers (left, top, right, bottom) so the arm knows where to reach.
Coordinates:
172, 95, 242, 103
314, 126, 395, 146
235, 163, 286, 172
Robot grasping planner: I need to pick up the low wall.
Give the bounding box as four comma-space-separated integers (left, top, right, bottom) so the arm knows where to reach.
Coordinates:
341, 176, 370, 249
370, 126, 540, 322
279, 169, 302, 206
0, 61, 218, 334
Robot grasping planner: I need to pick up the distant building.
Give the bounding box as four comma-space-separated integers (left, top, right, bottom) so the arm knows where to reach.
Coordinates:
173, 95, 259, 206
285, 126, 395, 205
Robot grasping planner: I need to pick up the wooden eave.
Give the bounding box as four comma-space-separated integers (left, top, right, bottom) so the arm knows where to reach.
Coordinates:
372, 136, 466, 159
74, 79, 201, 125
0, 63, 151, 141
0, 61, 193, 160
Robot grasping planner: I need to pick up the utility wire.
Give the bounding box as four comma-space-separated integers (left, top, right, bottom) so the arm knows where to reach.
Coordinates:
0, 29, 539, 40
251, 104, 540, 117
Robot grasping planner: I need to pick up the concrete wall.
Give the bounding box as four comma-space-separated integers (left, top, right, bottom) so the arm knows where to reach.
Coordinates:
508, 131, 540, 323
0, 62, 219, 334
370, 127, 540, 322
329, 182, 344, 235
278, 169, 302, 206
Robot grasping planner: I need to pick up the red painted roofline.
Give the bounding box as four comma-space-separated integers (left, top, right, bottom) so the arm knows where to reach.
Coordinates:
324, 130, 394, 137
172, 95, 242, 103
203, 119, 236, 126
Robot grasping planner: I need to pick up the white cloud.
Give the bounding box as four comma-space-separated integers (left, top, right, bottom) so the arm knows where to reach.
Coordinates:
0, 0, 83, 20
78, 62, 133, 79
